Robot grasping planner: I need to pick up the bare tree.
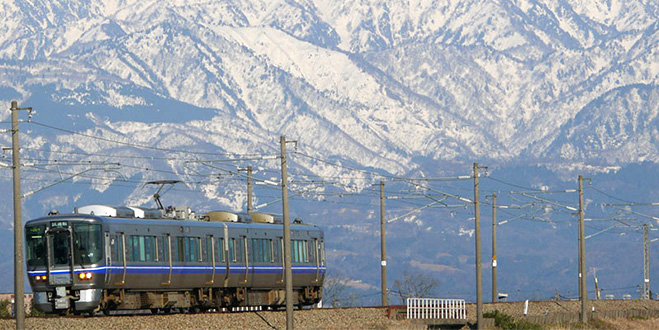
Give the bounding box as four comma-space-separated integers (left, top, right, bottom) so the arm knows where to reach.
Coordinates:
322, 271, 362, 307
393, 271, 440, 304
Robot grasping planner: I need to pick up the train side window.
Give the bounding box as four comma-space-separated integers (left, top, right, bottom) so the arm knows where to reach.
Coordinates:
114, 234, 124, 263
196, 237, 202, 262
229, 238, 236, 263
216, 238, 224, 263
203, 236, 211, 262
176, 237, 200, 262
128, 236, 137, 261
155, 236, 160, 261
250, 238, 272, 263
249, 239, 257, 263
128, 235, 156, 262
159, 236, 169, 262
241, 236, 248, 264
176, 237, 185, 262
275, 238, 282, 264
291, 240, 309, 263
310, 238, 317, 264
320, 239, 325, 266
221, 238, 226, 262
145, 236, 156, 262
170, 236, 177, 262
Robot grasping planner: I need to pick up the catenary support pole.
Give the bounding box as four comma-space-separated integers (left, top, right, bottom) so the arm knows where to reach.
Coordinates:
644, 224, 650, 300
247, 165, 253, 213
491, 193, 497, 303
280, 136, 294, 330
474, 163, 483, 330
380, 181, 388, 306
11, 100, 26, 330
578, 175, 588, 323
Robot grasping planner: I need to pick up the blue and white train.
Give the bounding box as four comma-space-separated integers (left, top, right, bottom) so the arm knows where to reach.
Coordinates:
25, 205, 325, 315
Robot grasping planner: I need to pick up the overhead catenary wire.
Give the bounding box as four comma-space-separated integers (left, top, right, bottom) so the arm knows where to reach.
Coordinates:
10, 120, 649, 240
28, 120, 278, 157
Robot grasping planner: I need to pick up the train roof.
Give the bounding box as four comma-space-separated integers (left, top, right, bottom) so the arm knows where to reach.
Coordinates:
25, 205, 320, 231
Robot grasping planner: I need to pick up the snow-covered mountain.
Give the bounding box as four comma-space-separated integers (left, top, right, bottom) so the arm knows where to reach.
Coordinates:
1, 0, 659, 301
2, 0, 658, 168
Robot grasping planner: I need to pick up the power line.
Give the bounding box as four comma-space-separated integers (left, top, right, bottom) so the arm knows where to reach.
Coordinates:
485, 175, 544, 191
589, 185, 636, 204
29, 121, 272, 156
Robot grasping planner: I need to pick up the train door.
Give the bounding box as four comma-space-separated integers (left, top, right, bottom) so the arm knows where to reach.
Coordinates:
313, 238, 320, 284
278, 237, 284, 284
161, 234, 172, 285
104, 232, 111, 285
205, 235, 216, 285
46, 227, 74, 286
240, 235, 249, 286
222, 224, 230, 286
114, 233, 126, 286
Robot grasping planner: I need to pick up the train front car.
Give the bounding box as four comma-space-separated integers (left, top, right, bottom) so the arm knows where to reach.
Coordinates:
25, 215, 105, 314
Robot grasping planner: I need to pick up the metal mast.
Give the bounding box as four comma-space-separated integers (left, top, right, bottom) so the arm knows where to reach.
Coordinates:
280, 136, 294, 330
11, 101, 32, 330
491, 193, 498, 303
578, 175, 588, 323
379, 181, 388, 306
474, 163, 483, 330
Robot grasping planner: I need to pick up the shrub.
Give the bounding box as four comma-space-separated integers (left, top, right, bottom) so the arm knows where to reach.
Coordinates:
0, 299, 12, 318
483, 309, 542, 330
28, 299, 45, 317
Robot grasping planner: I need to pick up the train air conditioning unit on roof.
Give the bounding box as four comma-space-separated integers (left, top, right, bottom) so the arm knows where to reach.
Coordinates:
251, 213, 275, 224
205, 211, 239, 222
75, 205, 135, 218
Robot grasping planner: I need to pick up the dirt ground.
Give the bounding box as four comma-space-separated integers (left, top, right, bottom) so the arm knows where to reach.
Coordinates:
0, 300, 657, 329
472, 299, 659, 319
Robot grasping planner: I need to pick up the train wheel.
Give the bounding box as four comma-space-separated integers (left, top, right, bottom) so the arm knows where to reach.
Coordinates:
150, 308, 159, 315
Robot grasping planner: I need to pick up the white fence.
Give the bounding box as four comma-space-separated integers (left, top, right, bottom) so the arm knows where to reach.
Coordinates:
406, 298, 466, 320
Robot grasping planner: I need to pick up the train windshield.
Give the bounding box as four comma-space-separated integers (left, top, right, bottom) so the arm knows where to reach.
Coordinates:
26, 225, 46, 268
73, 223, 102, 264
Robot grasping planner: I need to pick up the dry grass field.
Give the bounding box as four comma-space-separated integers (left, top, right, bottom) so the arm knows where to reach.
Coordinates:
0, 300, 658, 329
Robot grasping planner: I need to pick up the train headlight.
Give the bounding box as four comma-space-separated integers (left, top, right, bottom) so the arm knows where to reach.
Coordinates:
34, 275, 47, 282
78, 272, 93, 280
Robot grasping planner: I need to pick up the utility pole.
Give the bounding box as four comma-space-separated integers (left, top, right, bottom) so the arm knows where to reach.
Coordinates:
491, 193, 498, 303
643, 224, 650, 300
379, 181, 388, 306
11, 101, 31, 330
280, 136, 294, 330
578, 175, 588, 323
239, 166, 253, 213
594, 271, 601, 300
473, 163, 484, 330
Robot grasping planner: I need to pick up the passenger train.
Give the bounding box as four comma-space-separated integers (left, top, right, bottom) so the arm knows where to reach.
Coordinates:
25, 204, 325, 315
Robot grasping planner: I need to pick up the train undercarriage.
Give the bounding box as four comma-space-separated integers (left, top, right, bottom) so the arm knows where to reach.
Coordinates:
94, 286, 322, 315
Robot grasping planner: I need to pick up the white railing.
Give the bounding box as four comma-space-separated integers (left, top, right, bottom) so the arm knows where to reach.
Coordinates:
406, 298, 466, 320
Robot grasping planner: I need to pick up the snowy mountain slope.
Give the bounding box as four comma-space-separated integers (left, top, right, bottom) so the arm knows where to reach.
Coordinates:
2, 0, 659, 166
1, 0, 659, 300
543, 84, 659, 163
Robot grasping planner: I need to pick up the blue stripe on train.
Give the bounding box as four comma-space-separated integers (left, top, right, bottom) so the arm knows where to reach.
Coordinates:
28, 265, 327, 276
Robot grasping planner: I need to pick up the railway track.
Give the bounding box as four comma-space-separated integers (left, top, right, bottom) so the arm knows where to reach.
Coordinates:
0, 307, 407, 329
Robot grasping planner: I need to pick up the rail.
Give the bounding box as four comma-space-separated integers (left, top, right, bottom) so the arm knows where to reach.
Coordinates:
406, 298, 466, 320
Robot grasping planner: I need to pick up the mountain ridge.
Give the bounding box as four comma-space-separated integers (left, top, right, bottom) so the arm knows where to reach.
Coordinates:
1, 0, 659, 301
